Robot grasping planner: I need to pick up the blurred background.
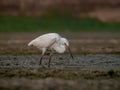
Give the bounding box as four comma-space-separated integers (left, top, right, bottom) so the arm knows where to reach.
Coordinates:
0, 0, 120, 31
0, 0, 120, 54
0, 0, 120, 22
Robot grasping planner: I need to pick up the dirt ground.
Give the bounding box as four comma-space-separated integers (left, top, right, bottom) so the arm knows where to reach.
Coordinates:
0, 78, 120, 90
0, 31, 120, 90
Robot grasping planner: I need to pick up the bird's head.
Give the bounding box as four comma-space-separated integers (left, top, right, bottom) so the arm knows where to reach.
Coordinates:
60, 38, 69, 46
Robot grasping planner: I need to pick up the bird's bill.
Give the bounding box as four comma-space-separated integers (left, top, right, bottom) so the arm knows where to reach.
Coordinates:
65, 44, 74, 59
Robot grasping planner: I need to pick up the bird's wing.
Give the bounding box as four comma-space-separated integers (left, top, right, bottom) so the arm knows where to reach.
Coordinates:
47, 38, 56, 48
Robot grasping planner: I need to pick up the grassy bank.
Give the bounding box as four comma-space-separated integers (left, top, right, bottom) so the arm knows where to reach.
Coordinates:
0, 15, 120, 32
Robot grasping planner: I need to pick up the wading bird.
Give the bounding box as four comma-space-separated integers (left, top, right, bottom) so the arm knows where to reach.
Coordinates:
28, 33, 73, 67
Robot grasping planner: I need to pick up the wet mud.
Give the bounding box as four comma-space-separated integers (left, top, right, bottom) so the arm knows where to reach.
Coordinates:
0, 54, 120, 70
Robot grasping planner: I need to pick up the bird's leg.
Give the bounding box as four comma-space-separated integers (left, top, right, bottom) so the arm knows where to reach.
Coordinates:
48, 51, 53, 68
39, 54, 44, 65
39, 48, 46, 65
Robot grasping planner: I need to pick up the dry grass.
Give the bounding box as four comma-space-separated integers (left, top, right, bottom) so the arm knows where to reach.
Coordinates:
0, 68, 120, 79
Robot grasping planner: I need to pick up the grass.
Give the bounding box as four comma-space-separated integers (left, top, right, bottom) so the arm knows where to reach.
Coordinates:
0, 15, 120, 32
0, 68, 120, 79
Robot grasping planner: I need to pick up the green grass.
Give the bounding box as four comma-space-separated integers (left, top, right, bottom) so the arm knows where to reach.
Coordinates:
0, 15, 120, 31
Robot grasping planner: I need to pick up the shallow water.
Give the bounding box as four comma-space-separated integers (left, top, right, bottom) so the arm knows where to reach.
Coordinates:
0, 54, 120, 70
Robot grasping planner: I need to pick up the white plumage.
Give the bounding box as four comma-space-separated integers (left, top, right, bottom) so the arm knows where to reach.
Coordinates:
28, 33, 73, 67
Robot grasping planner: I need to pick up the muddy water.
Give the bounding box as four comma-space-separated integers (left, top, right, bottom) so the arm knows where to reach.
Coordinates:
0, 54, 120, 70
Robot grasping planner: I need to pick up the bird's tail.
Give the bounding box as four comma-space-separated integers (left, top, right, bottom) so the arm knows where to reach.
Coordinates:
28, 41, 33, 46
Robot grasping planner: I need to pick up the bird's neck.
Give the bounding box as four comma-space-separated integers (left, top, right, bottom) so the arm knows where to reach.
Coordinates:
53, 45, 66, 53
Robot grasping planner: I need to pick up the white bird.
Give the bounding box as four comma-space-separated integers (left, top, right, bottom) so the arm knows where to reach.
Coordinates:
28, 33, 73, 67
